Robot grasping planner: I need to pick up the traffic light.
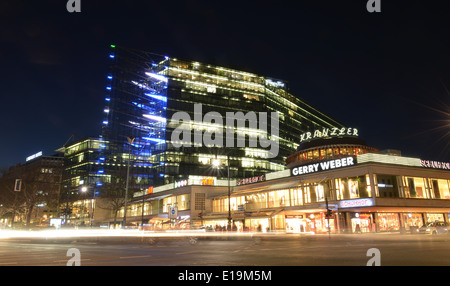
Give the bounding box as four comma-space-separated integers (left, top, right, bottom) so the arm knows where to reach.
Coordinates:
325, 209, 333, 218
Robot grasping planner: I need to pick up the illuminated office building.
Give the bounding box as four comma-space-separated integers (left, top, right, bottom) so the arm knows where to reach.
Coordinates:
101, 45, 345, 188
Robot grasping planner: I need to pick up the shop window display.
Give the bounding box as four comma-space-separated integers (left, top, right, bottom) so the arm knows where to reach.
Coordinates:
426, 213, 445, 223
402, 213, 423, 231
377, 213, 400, 231
351, 213, 373, 233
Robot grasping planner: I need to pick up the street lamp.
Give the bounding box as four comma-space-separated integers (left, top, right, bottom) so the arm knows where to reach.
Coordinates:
212, 155, 231, 231
81, 186, 97, 227
123, 137, 135, 228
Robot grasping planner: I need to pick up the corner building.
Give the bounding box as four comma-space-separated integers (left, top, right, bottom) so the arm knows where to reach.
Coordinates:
119, 133, 450, 233
207, 136, 450, 233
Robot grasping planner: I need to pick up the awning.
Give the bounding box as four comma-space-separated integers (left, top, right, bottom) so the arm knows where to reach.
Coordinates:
265, 180, 302, 190
131, 194, 172, 204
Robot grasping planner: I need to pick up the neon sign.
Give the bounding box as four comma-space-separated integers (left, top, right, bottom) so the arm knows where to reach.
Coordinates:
201, 177, 215, 186
26, 151, 42, 162
420, 160, 450, 170
291, 157, 355, 176
174, 180, 188, 188
300, 127, 358, 143
339, 198, 374, 208
236, 175, 265, 186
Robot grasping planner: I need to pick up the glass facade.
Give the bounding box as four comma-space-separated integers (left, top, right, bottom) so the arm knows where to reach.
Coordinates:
287, 145, 377, 166
209, 170, 450, 234
62, 138, 107, 200
102, 46, 345, 188
102, 47, 168, 191
374, 174, 450, 200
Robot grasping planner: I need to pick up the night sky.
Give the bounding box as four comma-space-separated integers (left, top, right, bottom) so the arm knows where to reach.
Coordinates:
0, 0, 449, 169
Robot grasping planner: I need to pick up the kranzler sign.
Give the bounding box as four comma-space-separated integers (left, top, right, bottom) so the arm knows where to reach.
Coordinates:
300, 127, 358, 143
291, 157, 355, 176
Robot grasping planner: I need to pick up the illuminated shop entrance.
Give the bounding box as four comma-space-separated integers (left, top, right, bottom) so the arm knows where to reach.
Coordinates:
246, 218, 270, 232
285, 212, 335, 234
350, 213, 373, 233
285, 215, 308, 233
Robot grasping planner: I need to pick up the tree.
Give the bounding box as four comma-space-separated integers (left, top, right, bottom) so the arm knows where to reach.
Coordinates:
0, 157, 63, 228
96, 168, 137, 227
0, 173, 25, 227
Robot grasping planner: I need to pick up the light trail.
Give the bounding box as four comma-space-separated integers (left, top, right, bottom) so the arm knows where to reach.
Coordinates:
0, 229, 278, 240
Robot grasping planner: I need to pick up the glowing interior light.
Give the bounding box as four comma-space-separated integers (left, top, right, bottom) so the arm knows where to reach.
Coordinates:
143, 114, 166, 123
144, 93, 167, 102
145, 72, 168, 83
142, 137, 165, 143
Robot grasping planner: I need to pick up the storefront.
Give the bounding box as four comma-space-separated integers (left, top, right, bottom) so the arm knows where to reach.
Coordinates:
285, 215, 308, 233
376, 213, 400, 232
121, 140, 450, 234
425, 213, 445, 223
350, 213, 373, 233
401, 213, 424, 231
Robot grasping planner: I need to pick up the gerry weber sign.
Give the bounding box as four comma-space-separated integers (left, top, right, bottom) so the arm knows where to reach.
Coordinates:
291, 157, 355, 176
300, 127, 358, 143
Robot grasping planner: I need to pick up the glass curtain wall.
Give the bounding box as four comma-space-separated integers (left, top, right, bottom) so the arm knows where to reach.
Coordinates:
102, 46, 168, 189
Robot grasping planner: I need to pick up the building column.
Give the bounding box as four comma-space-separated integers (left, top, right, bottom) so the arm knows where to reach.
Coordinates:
368, 170, 377, 200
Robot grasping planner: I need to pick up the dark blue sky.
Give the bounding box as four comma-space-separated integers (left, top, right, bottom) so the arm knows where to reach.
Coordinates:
0, 0, 449, 169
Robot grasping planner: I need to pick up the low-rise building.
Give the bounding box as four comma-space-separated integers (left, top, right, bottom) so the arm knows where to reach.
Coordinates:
120, 136, 450, 234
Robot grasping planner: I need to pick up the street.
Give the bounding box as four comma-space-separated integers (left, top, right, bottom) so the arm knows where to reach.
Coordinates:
0, 232, 449, 266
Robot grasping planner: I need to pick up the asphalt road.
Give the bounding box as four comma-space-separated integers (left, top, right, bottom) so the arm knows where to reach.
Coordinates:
0, 233, 449, 266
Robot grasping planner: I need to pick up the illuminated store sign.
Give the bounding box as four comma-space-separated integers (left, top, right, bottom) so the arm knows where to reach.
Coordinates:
26, 151, 43, 162
291, 157, 355, 176
420, 160, 450, 170
201, 177, 215, 186
339, 198, 374, 208
236, 175, 265, 186
300, 127, 358, 143
174, 180, 188, 188
266, 79, 285, 88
